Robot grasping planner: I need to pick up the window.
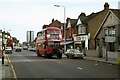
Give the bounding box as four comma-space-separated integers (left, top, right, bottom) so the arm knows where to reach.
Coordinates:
54, 42, 60, 46
47, 30, 54, 34
78, 25, 86, 34
50, 35, 58, 39
48, 42, 54, 45
109, 43, 115, 52
47, 30, 60, 34
37, 36, 45, 40
38, 43, 42, 47
105, 26, 116, 36
54, 30, 60, 34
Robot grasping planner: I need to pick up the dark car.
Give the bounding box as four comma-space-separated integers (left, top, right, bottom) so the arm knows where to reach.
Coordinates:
15, 46, 22, 52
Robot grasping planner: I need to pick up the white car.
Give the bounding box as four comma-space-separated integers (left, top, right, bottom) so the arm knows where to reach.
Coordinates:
64, 49, 84, 59
5, 47, 13, 54
28, 47, 36, 52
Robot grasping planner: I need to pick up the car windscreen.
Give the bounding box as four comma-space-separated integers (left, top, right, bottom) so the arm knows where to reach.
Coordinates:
70, 49, 80, 52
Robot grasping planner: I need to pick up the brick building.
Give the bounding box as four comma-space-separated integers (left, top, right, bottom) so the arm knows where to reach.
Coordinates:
65, 18, 77, 49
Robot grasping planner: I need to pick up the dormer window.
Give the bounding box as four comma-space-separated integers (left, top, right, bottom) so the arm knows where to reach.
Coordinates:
78, 24, 86, 34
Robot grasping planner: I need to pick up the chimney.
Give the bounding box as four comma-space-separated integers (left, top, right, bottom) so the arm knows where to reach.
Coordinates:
52, 18, 54, 23
66, 17, 70, 23
104, 2, 109, 10
80, 12, 86, 16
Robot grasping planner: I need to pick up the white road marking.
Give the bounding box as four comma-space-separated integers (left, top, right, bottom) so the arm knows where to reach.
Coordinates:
95, 64, 98, 66
77, 67, 83, 70
58, 61, 61, 63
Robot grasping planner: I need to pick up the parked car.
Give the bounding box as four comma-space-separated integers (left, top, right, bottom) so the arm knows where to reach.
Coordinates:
5, 47, 13, 54
64, 49, 84, 59
23, 46, 28, 50
28, 47, 36, 52
28, 47, 33, 51
32, 47, 36, 52
15, 46, 22, 52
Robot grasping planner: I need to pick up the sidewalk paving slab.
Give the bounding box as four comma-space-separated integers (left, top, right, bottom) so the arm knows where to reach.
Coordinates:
84, 56, 118, 65
0, 56, 12, 79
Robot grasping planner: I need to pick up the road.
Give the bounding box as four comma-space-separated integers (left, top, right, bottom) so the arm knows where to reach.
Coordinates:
7, 50, 118, 79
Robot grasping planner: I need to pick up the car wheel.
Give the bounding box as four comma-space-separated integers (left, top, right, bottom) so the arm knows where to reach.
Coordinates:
44, 52, 48, 58
66, 55, 69, 58
80, 57, 83, 59
69, 55, 74, 59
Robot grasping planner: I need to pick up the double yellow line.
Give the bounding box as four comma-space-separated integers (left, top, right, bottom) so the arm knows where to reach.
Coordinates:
5, 54, 17, 79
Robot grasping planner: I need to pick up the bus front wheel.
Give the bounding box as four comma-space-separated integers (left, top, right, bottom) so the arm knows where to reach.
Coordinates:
44, 52, 48, 58
37, 50, 41, 57
57, 52, 62, 59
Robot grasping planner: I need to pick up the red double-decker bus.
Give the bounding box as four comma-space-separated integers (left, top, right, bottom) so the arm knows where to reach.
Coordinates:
36, 27, 63, 59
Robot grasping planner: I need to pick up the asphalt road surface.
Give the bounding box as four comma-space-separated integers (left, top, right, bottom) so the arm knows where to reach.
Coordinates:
7, 50, 119, 79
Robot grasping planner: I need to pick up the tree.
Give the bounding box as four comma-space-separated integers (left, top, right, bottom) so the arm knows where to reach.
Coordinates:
12, 37, 19, 44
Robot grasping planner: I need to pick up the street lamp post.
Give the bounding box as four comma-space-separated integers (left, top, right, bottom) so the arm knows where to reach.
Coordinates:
54, 5, 66, 51
2, 31, 5, 64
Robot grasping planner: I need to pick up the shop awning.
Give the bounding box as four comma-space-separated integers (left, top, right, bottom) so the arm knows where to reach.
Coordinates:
60, 41, 74, 45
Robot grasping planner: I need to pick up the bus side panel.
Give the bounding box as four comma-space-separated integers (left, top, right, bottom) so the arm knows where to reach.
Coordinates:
39, 46, 45, 56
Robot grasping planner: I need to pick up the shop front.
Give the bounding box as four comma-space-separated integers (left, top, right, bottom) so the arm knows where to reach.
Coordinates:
74, 35, 88, 51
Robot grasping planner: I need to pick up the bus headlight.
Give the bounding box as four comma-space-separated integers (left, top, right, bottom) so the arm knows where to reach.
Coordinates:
59, 35, 62, 39
47, 34, 50, 38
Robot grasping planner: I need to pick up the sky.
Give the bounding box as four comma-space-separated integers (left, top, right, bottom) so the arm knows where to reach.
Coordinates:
0, 0, 119, 43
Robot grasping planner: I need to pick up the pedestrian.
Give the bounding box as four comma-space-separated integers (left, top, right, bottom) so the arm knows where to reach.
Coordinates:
83, 47, 86, 56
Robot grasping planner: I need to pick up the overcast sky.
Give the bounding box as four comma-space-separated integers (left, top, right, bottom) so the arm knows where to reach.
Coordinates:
0, 0, 119, 43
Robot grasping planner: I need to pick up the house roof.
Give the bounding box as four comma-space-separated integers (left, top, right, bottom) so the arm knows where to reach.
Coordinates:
70, 19, 77, 27
66, 18, 77, 28
49, 19, 62, 29
110, 9, 120, 20
85, 12, 99, 23
42, 19, 63, 29
79, 3, 110, 25
77, 12, 99, 25
42, 25, 49, 29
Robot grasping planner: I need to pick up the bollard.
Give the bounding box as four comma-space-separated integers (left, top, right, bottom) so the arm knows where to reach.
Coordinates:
2, 50, 4, 64
2, 56, 4, 64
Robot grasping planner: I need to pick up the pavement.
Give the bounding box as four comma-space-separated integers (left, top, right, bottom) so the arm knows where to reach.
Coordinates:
84, 56, 118, 65
0, 51, 12, 80
0, 52, 119, 79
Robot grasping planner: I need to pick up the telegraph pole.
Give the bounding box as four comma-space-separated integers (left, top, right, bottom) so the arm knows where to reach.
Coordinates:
1, 30, 4, 64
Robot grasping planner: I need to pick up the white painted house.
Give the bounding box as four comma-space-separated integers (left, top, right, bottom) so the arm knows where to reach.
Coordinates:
75, 13, 89, 50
